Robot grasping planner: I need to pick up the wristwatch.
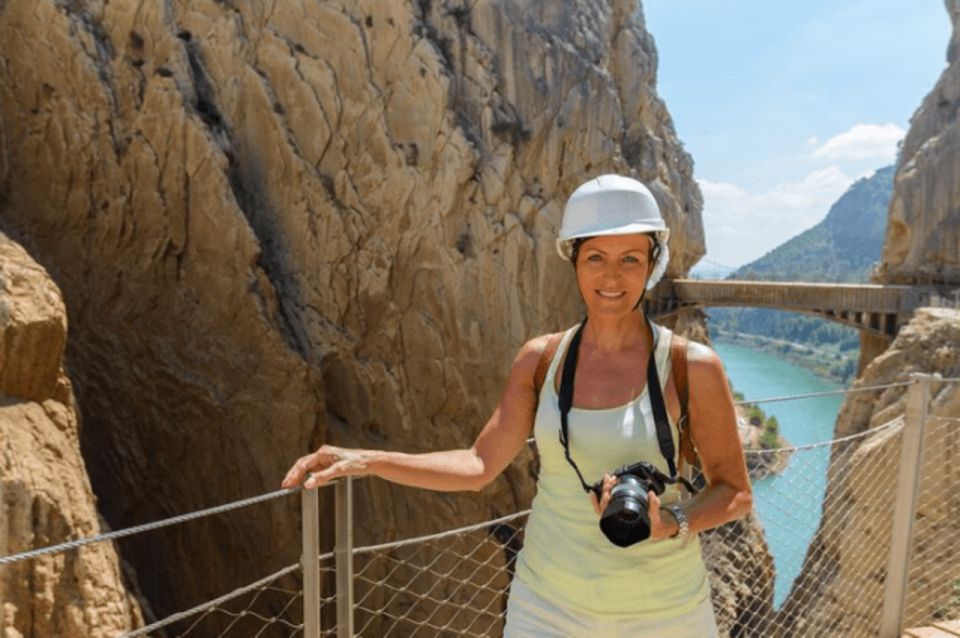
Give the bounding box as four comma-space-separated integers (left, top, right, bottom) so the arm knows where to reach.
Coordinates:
663, 504, 689, 539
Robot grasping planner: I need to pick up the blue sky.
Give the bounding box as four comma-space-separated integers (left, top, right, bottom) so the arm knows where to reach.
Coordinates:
643, 0, 952, 269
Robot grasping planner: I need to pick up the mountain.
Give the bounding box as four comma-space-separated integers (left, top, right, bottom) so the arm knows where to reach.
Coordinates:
734, 165, 895, 282
708, 165, 895, 383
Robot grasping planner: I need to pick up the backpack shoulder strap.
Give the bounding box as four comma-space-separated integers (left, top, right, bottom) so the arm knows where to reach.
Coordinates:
533, 332, 564, 405
670, 334, 689, 416
670, 334, 698, 466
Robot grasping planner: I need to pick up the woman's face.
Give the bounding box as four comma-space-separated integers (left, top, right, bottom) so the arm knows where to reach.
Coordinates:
575, 233, 655, 317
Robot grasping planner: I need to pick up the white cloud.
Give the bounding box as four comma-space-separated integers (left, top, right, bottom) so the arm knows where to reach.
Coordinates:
806, 136, 819, 146
698, 167, 856, 268
811, 123, 904, 161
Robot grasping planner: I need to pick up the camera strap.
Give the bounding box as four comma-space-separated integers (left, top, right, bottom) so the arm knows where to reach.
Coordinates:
645, 321, 680, 479
557, 316, 679, 494
557, 320, 594, 493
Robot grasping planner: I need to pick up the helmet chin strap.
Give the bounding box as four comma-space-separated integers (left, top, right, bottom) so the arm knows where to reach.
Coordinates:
634, 291, 646, 310
634, 259, 657, 309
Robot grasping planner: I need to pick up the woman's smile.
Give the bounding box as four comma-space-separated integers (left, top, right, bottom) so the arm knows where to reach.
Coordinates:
596, 289, 626, 299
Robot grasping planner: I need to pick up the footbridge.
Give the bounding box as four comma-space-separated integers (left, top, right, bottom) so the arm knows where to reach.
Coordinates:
647, 279, 932, 339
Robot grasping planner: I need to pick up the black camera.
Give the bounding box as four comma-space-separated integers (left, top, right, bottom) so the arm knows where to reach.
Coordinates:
591, 461, 671, 548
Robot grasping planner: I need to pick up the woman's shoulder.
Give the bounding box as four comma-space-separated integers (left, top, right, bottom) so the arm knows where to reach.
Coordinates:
527, 328, 569, 348
682, 339, 726, 381
515, 327, 574, 367
504, 331, 568, 390
667, 328, 723, 369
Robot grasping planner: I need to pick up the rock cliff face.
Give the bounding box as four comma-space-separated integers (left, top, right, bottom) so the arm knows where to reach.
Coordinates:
0, 0, 708, 624
877, 0, 960, 285
780, 308, 960, 635
0, 232, 142, 637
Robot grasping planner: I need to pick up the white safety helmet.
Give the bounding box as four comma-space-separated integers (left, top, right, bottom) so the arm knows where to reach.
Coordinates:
556, 174, 670, 290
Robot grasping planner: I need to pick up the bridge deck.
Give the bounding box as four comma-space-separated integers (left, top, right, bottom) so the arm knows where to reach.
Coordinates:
646, 278, 933, 340
669, 279, 920, 314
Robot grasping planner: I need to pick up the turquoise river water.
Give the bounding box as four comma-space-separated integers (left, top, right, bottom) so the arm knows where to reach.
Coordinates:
713, 341, 845, 609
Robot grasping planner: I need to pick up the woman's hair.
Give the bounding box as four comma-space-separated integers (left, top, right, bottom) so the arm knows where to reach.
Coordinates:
569, 235, 661, 265
569, 237, 589, 263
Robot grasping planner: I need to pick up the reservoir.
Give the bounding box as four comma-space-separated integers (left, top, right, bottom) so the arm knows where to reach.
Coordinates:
714, 341, 845, 609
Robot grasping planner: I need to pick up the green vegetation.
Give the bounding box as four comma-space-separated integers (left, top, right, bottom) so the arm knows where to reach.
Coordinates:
737, 395, 791, 478
732, 386, 782, 449
760, 416, 781, 450
708, 164, 895, 385
747, 407, 782, 450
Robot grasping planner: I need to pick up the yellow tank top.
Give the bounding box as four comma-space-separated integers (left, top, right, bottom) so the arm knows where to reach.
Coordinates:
514, 324, 710, 619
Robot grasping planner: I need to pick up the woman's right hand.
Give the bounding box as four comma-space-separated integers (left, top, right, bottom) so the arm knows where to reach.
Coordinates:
590, 474, 618, 516
282, 445, 371, 490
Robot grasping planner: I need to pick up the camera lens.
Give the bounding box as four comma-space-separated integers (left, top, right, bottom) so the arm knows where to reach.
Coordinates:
599, 475, 652, 547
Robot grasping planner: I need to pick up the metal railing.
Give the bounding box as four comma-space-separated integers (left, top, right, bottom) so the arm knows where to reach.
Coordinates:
1, 375, 957, 637
926, 291, 960, 309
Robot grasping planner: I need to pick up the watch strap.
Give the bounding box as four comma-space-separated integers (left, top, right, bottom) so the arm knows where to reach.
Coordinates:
664, 504, 689, 539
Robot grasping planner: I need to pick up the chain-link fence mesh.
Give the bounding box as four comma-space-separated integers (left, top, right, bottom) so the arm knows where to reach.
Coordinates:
171, 576, 304, 638
348, 512, 528, 637
700, 417, 905, 637
904, 413, 960, 627
121, 560, 329, 638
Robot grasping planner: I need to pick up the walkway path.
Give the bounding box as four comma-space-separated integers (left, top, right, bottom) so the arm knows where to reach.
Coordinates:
903, 619, 960, 637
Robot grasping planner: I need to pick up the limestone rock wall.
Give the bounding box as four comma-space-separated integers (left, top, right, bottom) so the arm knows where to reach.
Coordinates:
0, 0, 707, 623
877, 0, 960, 285
781, 310, 960, 635
0, 232, 143, 637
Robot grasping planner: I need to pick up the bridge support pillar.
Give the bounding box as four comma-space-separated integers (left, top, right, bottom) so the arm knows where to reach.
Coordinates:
858, 331, 892, 375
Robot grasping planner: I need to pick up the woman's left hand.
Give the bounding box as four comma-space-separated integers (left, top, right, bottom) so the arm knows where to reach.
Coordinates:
644, 490, 679, 540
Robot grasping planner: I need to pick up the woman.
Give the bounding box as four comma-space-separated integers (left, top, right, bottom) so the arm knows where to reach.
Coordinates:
282, 174, 752, 637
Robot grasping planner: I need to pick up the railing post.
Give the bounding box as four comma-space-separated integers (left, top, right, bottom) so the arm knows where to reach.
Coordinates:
301, 487, 321, 638
336, 477, 355, 638
880, 373, 932, 637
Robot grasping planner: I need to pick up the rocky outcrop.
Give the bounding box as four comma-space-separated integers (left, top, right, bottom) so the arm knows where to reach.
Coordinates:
0, 232, 142, 637
0, 0, 709, 625
780, 309, 960, 635
877, 0, 960, 285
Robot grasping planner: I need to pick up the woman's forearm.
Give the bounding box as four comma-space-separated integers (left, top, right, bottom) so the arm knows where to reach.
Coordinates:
362, 448, 491, 492
676, 481, 753, 535
285, 444, 493, 491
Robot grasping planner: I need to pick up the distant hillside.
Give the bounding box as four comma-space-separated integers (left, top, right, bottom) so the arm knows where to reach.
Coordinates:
708, 165, 895, 383
735, 165, 894, 282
